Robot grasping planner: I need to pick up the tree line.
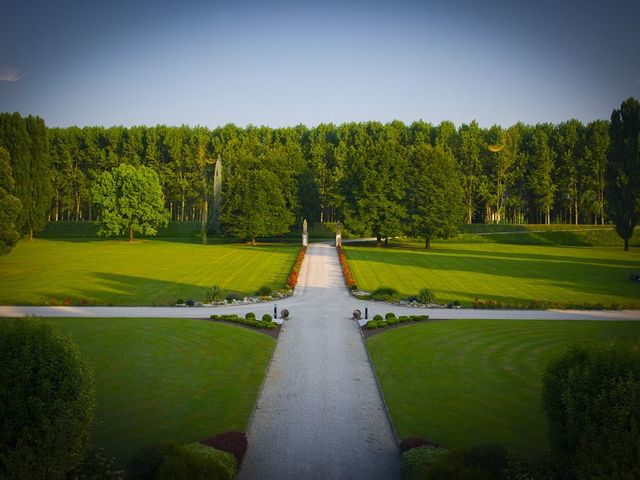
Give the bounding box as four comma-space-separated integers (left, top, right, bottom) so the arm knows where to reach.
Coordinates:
0, 98, 638, 250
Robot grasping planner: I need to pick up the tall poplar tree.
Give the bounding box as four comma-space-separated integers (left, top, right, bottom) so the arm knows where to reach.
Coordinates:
606, 97, 640, 250
0, 147, 21, 254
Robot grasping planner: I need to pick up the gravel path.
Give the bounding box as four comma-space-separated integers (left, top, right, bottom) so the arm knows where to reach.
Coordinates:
238, 242, 400, 480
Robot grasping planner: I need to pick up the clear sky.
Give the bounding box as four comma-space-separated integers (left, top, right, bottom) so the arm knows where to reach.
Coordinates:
1, 0, 638, 128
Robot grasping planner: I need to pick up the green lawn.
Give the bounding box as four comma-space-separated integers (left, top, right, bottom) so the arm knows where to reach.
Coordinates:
0, 239, 299, 305
344, 242, 640, 307
367, 320, 640, 456
8, 317, 275, 470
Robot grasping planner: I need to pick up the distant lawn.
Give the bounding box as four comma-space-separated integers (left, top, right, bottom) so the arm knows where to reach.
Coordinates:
0, 239, 299, 305
2, 317, 275, 471
367, 320, 640, 456
344, 242, 640, 307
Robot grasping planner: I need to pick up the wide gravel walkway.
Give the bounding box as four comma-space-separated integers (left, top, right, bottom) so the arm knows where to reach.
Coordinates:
238, 242, 400, 480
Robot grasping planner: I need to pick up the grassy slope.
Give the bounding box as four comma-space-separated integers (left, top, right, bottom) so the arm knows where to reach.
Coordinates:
29, 317, 275, 470
367, 320, 640, 456
0, 239, 299, 305
344, 242, 640, 307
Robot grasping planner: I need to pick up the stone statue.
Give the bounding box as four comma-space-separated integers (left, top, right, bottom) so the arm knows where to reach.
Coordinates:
302, 219, 308, 246
335, 221, 342, 247
303, 219, 308, 235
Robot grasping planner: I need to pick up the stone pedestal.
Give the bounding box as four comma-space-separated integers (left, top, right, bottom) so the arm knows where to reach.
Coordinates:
335, 234, 342, 247
302, 234, 308, 246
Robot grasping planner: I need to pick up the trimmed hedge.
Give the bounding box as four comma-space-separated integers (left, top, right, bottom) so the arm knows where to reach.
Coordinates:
364, 314, 429, 331
210, 314, 277, 330
156, 443, 236, 480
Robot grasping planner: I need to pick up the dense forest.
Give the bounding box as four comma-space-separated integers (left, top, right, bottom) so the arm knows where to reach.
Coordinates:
0, 109, 631, 246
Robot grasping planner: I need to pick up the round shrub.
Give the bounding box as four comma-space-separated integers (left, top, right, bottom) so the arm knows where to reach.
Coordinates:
386, 317, 399, 326
263, 322, 277, 330
256, 285, 272, 296
201, 431, 247, 465
186, 299, 195, 307
373, 314, 384, 321
385, 312, 396, 319
400, 446, 449, 480
542, 342, 640, 480
156, 443, 236, 480
245, 312, 256, 320
205, 285, 223, 303
378, 320, 388, 328
366, 321, 379, 330
225, 292, 243, 302
0, 318, 95, 479
261, 314, 273, 322
417, 288, 436, 304
176, 298, 185, 305
398, 316, 409, 323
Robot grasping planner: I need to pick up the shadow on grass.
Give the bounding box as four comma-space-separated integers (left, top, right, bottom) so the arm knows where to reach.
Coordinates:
39, 272, 210, 306
345, 246, 640, 301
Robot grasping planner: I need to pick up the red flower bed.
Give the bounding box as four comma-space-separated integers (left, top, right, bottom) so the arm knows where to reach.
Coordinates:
337, 245, 357, 289
200, 431, 248, 465
287, 246, 307, 289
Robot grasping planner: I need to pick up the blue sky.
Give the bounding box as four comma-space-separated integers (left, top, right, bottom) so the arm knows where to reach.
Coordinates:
1, 0, 638, 128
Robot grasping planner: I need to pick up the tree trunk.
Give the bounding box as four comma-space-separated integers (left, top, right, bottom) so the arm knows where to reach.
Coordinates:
181, 192, 185, 221
29, 229, 33, 241
425, 237, 431, 249
384, 237, 389, 248
129, 225, 134, 242
376, 235, 382, 247
624, 238, 629, 251
251, 237, 256, 246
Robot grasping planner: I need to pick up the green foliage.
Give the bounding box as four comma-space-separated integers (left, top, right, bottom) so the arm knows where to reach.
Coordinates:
0, 318, 95, 479
245, 312, 256, 320
385, 312, 396, 319
606, 97, 640, 250
0, 113, 51, 238
373, 314, 384, 321
92, 163, 169, 241
256, 285, 272, 296
407, 143, 464, 248
0, 147, 21, 255
401, 446, 449, 480
371, 286, 398, 301
67, 446, 126, 480
417, 288, 436, 304
225, 292, 243, 302
419, 445, 509, 480
156, 443, 236, 480
261, 314, 273, 322
205, 285, 223, 303
542, 342, 640, 479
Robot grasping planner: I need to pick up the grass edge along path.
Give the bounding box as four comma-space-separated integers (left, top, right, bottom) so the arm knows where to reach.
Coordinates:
367, 319, 640, 457
0, 317, 276, 472
0, 239, 300, 306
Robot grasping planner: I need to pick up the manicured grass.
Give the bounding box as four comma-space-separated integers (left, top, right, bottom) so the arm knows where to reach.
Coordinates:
367, 320, 640, 456
344, 242, 640, 307
7, 317, 276, 470
0, 239, 299, 305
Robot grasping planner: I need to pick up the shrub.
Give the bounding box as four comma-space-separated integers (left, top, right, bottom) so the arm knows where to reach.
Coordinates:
156, 443, 236, 480
418, 444, 508, 480
186, 299, 195, 306
373, 314, 384, 321
399, 437, 444, 453
0, 318, 95, 479
129, 444, 172, 480
386, 317, 399, 326
385, 312, 396, 319
225, 292, 243, 302
542, 342, 640, 480
205, 285, 223, 303
68, 446, 126, 480
245, 312, 256, 320
256, 285, 272, 296
261, 314, 273, 322
371, 286, 398, 301
366, 321, 379, 330
262, 322, 277, 330
176, 298, 185, 305
398, 316, 410, 323
378, 320, 388, 328
401, 446, 449, 480
200, 431, 247, 465
410, 315, 429, 322
417, 288, 436, 304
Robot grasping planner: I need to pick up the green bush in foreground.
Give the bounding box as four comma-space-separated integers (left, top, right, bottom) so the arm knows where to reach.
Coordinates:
155, 443, 236, 480
0, 318, 95, 479
261, 314, 272, 322
417, 288, 437, 304
419, 444, 508, 480
401, 446, 449, 480
205, 285, 223, 303
542, 342, 640, 479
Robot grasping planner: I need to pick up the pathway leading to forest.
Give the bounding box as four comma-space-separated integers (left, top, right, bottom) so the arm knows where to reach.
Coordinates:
238, 242, 400, 480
